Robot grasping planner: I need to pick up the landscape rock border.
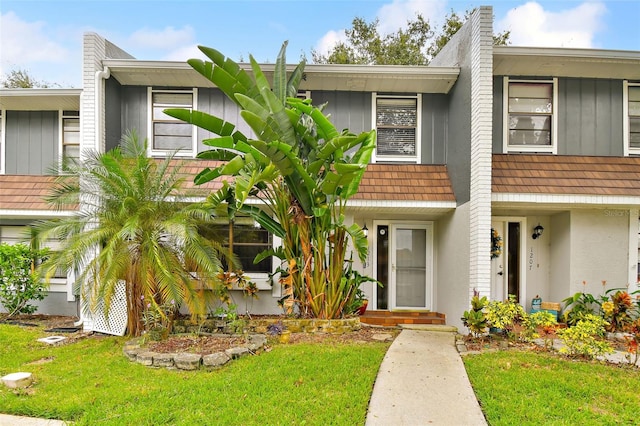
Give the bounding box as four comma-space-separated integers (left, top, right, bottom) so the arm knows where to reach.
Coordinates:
123, 333, 267, 371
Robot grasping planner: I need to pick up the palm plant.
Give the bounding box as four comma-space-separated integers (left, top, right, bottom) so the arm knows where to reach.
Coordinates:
32, 131, 231, 336
164, 42, 376, 318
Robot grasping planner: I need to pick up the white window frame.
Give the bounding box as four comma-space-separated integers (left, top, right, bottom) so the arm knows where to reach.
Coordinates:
371, 93, 422, 163
58, 110, 80, 165
147, 88, 198, 157
503, 77, 558, 154
624, 81, 640, 156
297, 90, 311, 100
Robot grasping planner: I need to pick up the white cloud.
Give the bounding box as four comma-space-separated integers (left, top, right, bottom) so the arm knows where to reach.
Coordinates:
497, 1, 607, 48
128, 26, 196, 51
314, 29, 347, 58
161, 44, 207, 62
0, 11, 70, 74
376, 0, 447, 35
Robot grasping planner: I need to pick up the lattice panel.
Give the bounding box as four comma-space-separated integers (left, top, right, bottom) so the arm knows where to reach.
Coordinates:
89, 281, 128, 336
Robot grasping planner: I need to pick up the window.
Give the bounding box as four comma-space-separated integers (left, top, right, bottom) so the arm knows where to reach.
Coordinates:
504, 78, 557, 153
200, 219, 273, 274
373, 93, 421, 163
148, 89, 197, 156
625, 81, 640, 155
61, 111, 80, 162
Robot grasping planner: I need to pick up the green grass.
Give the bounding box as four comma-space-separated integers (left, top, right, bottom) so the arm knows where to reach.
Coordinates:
464, 350, 640, 425
0, 324, 390, 425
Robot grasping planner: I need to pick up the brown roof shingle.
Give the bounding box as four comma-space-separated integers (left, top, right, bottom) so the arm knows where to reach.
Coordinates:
492, 154, 640, 196
354, 164, 455, 202
0, 175, 66, 211
0, 161, 456, 213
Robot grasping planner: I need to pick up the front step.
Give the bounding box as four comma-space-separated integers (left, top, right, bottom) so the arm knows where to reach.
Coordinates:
359, 310, 446, 327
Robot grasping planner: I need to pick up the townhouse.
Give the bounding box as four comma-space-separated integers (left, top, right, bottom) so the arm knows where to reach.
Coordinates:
1, 6, 639, 332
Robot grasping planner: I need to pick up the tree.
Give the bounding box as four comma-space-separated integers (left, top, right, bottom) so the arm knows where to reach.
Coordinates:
32, 131, 230, 336
165, 42, 375, 319
1, 68, 55, 88
313, 9, 509, 65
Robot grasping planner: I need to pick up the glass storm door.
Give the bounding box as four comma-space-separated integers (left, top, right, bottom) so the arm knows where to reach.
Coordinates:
390, 224, 432, 310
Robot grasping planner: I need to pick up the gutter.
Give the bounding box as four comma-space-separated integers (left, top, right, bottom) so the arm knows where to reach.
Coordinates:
94, 66, 110, 152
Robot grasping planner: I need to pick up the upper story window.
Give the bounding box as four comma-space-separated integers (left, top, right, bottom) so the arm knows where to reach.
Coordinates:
148, 88, 197, 157
504, 78, 557, 154
372, 93, 421, 163
624, 81, 640, 155
61, 111, 80, 162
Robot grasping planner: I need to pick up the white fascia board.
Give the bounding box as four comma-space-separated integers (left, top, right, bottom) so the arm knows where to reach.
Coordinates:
104, 59, 460, 77
493, 46, 640, 61
346, 199, 457, 209
492, 193, 640, 206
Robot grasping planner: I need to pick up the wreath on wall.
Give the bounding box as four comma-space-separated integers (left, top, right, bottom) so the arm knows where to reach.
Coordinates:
491, 228, 503, 259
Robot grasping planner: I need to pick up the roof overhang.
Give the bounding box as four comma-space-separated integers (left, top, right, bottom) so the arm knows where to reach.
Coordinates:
0, 89, 82, 111
493, 193, 640, 214
346, 200, 457, 217
104, 59, 460, 94
493, 46, 640, 80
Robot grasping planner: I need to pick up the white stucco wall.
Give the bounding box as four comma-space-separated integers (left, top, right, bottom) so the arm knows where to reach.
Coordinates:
524, 215, 551, 309
569, 209, 630, 296
436, 203, 471, 332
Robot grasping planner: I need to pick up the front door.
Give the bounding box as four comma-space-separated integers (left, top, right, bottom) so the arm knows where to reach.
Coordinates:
491, 219, 523, 302
390, 223, 433, 310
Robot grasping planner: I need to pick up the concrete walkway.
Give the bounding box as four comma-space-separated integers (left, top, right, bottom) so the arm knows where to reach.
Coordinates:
366, 327, 487, 426
0, 415, 67, 425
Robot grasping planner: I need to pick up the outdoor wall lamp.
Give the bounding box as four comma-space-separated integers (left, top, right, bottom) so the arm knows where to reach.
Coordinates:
362, 222, 368, 238
532, 224, 544, 240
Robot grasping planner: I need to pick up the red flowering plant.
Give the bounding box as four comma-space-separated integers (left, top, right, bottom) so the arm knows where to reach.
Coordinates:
601, 289, 634, 332
624, 318, 640, 367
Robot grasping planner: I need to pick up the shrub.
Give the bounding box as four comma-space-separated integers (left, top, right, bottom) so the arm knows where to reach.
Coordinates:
562, 290, 601, 326
520, 311, 557, 347
601, 289, 634, 332
557, 314, 613, 359
461, 295, 488, 337
485, 295, 525, 337
0, 243, 48, 318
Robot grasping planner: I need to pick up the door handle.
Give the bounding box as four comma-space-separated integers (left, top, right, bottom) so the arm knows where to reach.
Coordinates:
497, 271, 503, 276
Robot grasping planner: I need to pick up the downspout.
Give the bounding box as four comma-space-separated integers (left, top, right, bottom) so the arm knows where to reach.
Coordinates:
94, 66, 110, 152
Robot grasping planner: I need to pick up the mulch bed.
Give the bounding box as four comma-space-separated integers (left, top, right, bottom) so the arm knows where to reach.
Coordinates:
3, 314, 400, 355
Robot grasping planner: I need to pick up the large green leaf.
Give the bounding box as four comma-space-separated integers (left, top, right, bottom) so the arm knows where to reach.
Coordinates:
273, 41, 288, 102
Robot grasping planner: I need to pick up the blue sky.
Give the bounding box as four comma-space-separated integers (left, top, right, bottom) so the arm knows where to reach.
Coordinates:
1, 0, 639, 88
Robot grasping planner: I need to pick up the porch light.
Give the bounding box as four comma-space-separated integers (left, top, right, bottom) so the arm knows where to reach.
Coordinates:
362, 222, 368, 238
532, 224, 544, 240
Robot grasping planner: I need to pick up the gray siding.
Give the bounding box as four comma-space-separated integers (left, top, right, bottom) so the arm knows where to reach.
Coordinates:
5, 111, 58, 175
313, 91, 370, 135
314, 91, 448, 165
493, 77, 625, 155
120, 86, 148, 142
105, 77, 123, 151
114, 86, 449, 165
422, 94, 448, 164
558, 78, 623, 155
196, 88, 253, 152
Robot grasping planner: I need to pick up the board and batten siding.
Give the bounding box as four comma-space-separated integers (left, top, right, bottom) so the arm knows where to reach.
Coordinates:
493, 77, 625, 155
5, 111, 59, 175
113, 85, 449, 164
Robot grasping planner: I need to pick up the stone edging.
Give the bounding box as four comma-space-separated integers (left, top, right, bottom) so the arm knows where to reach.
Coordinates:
173, 317, 361, 334
123, 334, 267, 371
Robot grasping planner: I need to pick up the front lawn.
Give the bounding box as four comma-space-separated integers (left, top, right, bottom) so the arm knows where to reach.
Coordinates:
0, 324, 390, 425
464, 350, 640, 425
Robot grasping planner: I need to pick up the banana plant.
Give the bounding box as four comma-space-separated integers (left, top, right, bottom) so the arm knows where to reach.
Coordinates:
165, 42, 376, 319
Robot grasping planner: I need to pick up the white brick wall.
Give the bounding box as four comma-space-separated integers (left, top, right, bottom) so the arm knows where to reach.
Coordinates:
468, 7, 494, 301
